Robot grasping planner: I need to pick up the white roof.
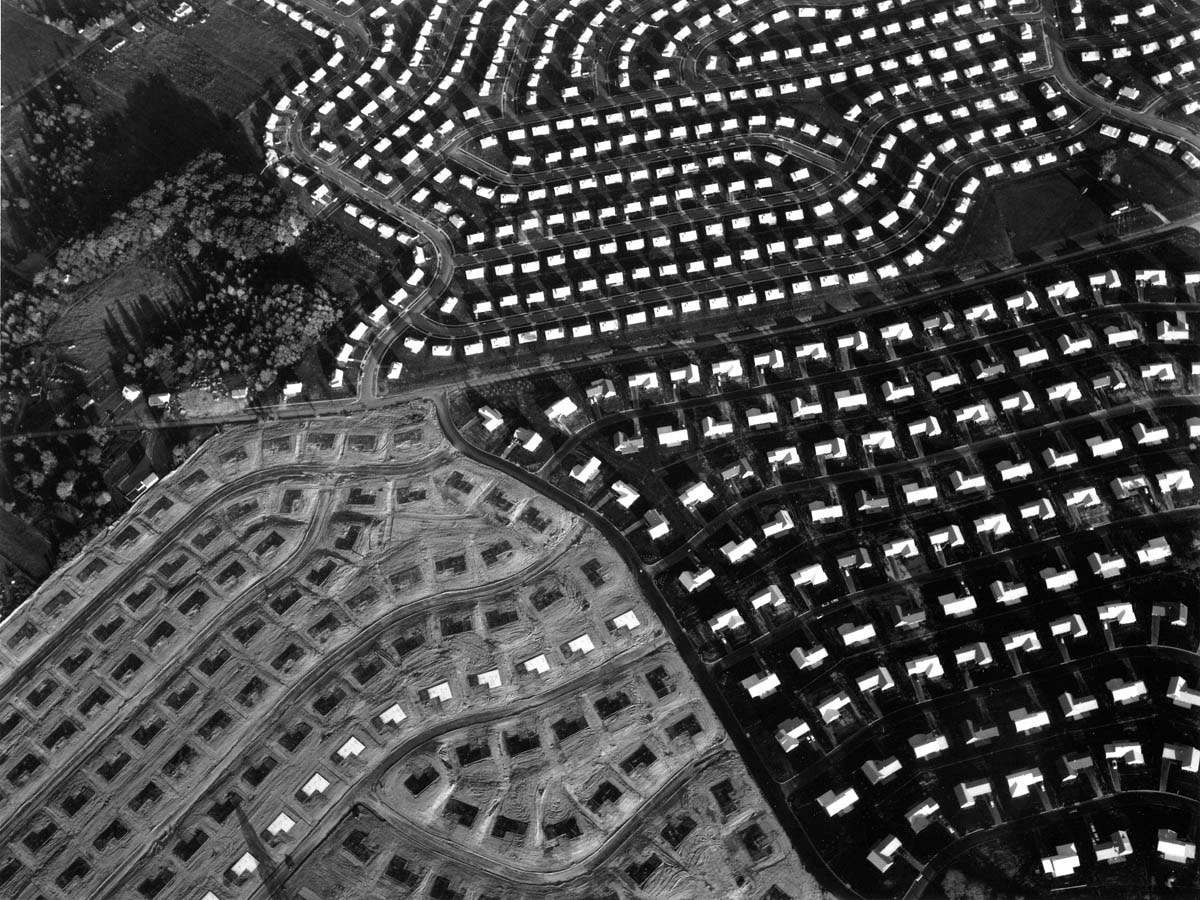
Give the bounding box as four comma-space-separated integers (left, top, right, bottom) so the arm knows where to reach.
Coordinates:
301, 772, 329, 796
232, 853, 258, 877
379, 703, 406, 725
523, 654, 550, 674
268, 813, 296, 835
337, 736, 365, 759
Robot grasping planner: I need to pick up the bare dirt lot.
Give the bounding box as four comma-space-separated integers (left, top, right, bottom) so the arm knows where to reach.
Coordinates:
0, 399, 825, 900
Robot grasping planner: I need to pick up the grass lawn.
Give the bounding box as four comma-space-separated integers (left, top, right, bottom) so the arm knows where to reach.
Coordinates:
0, 1, 83, 103
991, 170, 1108, 255
44, 252, 190, 399
1108, 146, 1200, 220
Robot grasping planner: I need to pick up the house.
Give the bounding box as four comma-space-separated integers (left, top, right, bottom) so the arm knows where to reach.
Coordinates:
809, 499, 843, 524
838, 622, 876, 646
522, 655, 551, 675
1050, 614, 1087, 641
1106, 677, 1147, 705
720, 537, 757, 563
426, 681, 454, 702
678, 481, 714, 508
1157, 830, 1196, 865
906, 654, 944, 680
762, 509, 794, 538
611, 481, 640, 509
817, 691, 852, 723
679, 567, 715, 593
609, 610, 640, 632
741, 671, 781, 699
644, 510, 671, 540
701, 416, 734, 439
479, 406, 504, 432
955, 642, 993, 668
1087, 552, 1127, 579
909, 732, 949, 759
857, 666, 895, 695
1041, 566, 1078, 592
336, 736, 365, 760
905, 799, 941, 833
514, 428, 544, 453
750, 584, 786, 609
1136, 536, 1172, 565
545, 396, 579, 423
955, 778, 992, 808
570, 457, 601, 484
746, 407, 778, 428
1167, 675, 1200, 709
1041, 844, 1081, 878
1010, 706, 1051, 734
475, 669, 502, 690
990, 580, 1028, 604
708, 608, 745, 632
901, 482, 938, 505
792, 563, 829, 587
776, 718, 812, 751
861, 756, 903, 784
868, 835, 904, 873
300, 772, 330, 798
101, 31, 127, 53
817, 786, 859, 816
379, 704, 407, 726
613, 431, 643, 454
790, 644, 829, 669
656, 424, 689, 448
813, 437, 848, 460
1095, 830, 1133, 864
939, 592, 977, 618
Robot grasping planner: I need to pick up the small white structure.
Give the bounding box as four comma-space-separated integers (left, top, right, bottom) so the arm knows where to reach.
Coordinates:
909, 732, 950, 759
231, 853, 259, 879
479, 406, 505, 432
379, 704, 407, 726
1041, 843, 1081, 878
644, 509, 671, 540
337, 736, 365, 760
680, 567, 715, 593
955, 777, 993, 808
427, 681, 453, 703
708, 608, 746, 633
678, 481, 715, 508
776, 718, 812, 752
1095, 830, 1132, 864
610, 610, 640, 631
741, 671, 781, 699
817, 786, 859, 816
1157, 830, 1196, 865
570, 457, 601, 484
301, 772, 330, 798
1010, 706, 1051, 734
868, 835, 903, 873
267, 813, 296, 837
523, 655, 551, 675
1168, 675, 1200, 709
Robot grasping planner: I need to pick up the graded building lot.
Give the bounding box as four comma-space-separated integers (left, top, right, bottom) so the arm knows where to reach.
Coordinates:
0, 401, 821, 900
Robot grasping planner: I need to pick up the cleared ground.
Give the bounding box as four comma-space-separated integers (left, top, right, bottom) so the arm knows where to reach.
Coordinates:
0, 400, 822, 900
